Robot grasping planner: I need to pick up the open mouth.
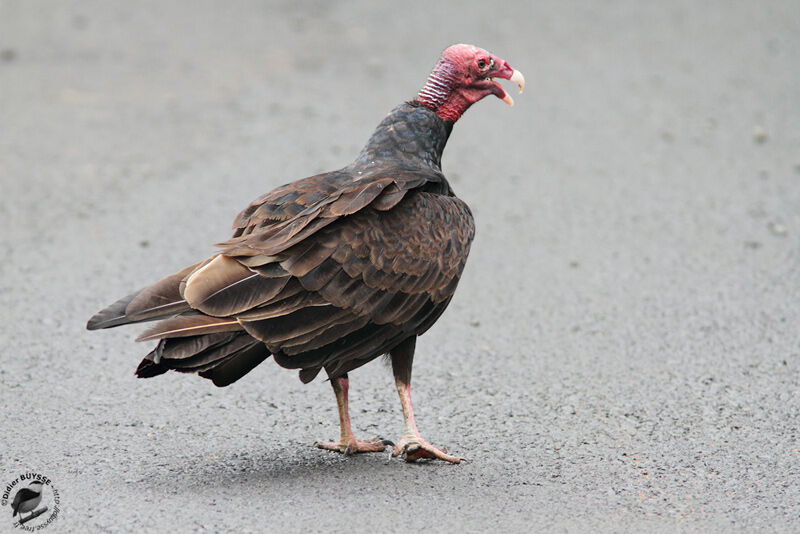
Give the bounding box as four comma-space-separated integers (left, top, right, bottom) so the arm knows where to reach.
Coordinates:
488, 70, 525, 106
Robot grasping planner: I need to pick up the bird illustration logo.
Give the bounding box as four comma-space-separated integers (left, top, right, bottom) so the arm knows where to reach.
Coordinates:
10, 481, 45, 523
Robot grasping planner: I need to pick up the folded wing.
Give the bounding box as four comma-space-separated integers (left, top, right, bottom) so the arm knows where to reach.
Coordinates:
87, 170, 474, 386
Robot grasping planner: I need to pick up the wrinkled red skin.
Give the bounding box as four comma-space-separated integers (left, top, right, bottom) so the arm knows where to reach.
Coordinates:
416, 44, 517, 122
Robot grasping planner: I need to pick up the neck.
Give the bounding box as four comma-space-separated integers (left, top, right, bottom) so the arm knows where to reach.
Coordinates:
354, 102, 453, 171
416, 59, 471, 122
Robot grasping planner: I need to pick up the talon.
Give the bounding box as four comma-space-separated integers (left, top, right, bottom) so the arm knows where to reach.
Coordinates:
392, 437, 463, 464
316, 436, 391, 455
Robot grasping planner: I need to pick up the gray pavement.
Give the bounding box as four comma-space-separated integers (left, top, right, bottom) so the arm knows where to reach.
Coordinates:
1, 1, 799, 532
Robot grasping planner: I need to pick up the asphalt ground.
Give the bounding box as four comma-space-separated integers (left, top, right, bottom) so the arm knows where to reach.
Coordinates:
1, 1, 798, 532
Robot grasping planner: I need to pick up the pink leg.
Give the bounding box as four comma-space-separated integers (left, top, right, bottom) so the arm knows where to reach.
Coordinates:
391, 378, 464, 463
315, 375, 391, 455
390, 337, 464, 464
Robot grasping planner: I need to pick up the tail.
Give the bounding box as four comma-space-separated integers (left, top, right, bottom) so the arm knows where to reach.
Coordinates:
87, 260, 270, 386
86, 262, 202, 330
135, 332, 269, 387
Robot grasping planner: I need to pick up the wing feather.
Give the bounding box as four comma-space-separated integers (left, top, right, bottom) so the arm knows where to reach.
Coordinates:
92, 163, 473, 385
371, 183, 407, 211
183, 255, 291, 316
136, 315, 241, 341
125, 261, 203, 320
198, 343, 270, 387
240, 305, 353, 344
87, 261, 206, 330
164, 334, 257, 372
324, 179, 392, 216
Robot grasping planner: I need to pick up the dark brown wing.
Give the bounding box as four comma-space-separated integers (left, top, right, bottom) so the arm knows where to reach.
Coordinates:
86, 169, 424, 334
87, 170, 472, 386
272, 187, 474, 368
165, 188, 471, 383
218, 166, 448, 257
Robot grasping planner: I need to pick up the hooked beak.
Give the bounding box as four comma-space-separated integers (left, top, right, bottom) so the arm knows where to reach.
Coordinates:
488, 59, 526, 106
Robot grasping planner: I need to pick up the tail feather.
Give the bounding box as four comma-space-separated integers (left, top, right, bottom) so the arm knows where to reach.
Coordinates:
86, 262, 205, 330
135, 332, 270, 386
154, 332, 235, 362
125, 262, 200, 320
86, 291, 142, 330
135, 314, 241, 342
135, 356, 168, 379
164, 334, 255, 372
198, 342, 270, 387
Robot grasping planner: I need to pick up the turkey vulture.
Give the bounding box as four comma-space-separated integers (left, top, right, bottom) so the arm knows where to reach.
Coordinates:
87, 44, 524, 463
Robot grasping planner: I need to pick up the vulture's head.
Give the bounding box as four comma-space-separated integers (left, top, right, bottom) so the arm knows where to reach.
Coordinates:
417, 44, 525, 122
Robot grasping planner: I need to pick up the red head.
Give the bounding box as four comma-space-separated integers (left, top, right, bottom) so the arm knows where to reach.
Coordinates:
416, 44, 525, 122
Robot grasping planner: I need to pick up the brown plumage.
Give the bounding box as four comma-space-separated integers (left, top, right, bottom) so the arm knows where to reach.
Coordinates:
87, 44, 524, 463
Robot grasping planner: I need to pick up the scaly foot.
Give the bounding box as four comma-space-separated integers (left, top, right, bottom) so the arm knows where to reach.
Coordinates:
315, 436, 393, 455
392, 436, 464, 464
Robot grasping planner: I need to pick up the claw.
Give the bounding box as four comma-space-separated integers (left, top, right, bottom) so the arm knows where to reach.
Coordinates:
392, 438, 463, 464
316, 436, 391, 455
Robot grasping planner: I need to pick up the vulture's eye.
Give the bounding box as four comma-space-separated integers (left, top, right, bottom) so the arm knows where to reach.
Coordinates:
477, 59, 486, 69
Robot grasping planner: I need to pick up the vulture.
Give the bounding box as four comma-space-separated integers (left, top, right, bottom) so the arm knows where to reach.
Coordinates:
87, 44, 524, 463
